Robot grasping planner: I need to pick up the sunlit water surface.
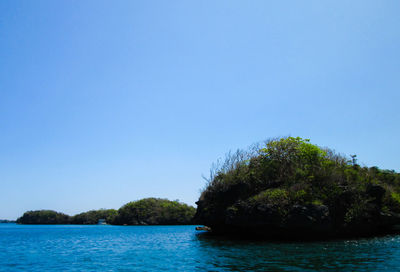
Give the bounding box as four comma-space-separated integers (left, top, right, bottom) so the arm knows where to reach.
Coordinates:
1, 224, 399, 271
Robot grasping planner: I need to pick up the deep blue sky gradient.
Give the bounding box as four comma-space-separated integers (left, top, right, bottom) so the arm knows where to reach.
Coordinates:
1, 1, 399, 219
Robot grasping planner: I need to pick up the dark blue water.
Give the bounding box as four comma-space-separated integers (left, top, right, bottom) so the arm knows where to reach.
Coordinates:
1, 224, 400, 271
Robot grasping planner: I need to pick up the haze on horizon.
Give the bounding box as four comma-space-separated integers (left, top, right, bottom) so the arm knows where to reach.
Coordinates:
1, 0, 399, 220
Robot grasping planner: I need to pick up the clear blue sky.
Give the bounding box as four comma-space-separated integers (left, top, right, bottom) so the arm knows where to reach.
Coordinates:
1, 1, 399, 220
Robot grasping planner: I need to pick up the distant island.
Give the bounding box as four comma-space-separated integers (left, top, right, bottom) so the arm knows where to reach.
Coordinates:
17, 198, 195, 225
194, 137, 400, 239
0, 219, 16, 223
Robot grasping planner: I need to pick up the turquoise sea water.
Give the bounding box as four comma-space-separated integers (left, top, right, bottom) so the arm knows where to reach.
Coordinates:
1, 224, 400, 271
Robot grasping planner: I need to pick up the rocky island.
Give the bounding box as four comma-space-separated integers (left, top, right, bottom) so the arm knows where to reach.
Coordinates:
194, 137, 400, 239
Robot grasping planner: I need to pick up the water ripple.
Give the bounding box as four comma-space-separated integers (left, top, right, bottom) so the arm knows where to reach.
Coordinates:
0, 224, 400, 271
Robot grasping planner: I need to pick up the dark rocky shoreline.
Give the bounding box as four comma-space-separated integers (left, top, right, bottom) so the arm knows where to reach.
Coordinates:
195, 185, 400, 240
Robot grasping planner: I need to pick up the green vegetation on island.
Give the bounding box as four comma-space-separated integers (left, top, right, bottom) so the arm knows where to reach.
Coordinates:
194, 137, 400, 239
70, 209, 118, 225
16, 210, 70, 225
17, 198, 195, 225
113, 198, 195, 225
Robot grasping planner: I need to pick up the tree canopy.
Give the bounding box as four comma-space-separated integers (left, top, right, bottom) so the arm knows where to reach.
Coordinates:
70, 209, 118, 225
16, 210, 70, 225
112, 198, 195, 225
17, 198, 195, 225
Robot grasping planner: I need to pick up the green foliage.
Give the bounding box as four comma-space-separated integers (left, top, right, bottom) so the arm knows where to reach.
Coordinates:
311, 199, 323, 205
250, 188, 290, 216
113, 198, 196, 225
16, 210, 70, 224
391, 192, 400, 205
344, 194, 369, 224
291, 189, 309, 203
70, 209, 117, 224
259, 137, 328, 183
17, 199, 196, 225
252, 188, 289, 204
